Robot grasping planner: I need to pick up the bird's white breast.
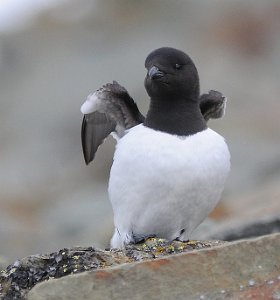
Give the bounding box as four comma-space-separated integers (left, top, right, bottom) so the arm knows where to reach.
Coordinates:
109, 124, 230, 247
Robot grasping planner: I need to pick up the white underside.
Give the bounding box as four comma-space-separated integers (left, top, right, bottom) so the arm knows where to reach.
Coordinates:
108, 124, 230, 248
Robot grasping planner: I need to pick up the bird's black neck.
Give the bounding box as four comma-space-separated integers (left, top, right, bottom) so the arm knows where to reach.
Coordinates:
144, 96, 207, 136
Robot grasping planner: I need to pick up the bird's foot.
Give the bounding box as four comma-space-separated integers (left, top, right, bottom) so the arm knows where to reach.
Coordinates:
173, 229, 189, 243
174, 237, 190, 243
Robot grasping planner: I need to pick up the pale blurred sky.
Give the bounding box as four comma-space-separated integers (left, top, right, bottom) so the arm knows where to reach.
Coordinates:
0, 0, 62, 32
0, 0, 97, 32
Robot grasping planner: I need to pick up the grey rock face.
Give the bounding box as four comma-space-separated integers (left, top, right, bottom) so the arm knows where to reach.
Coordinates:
23, 233, 280, 300
0, 239, 222, 299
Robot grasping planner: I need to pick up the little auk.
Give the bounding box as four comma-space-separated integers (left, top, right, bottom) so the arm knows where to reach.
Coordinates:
80, 47, 230, 248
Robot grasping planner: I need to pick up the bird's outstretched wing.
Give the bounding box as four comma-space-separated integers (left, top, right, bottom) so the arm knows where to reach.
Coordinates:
81, 81, 144, 164
81, 82, 227, 165
199, 90, 227, 122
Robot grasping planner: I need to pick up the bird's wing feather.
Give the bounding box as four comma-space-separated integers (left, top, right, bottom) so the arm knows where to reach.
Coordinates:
81, 81, 144, 164
199, 90, 227, 122
81, 112, 116, 164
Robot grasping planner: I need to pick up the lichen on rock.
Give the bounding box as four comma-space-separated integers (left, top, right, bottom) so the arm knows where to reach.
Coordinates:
0, 238, 223, 299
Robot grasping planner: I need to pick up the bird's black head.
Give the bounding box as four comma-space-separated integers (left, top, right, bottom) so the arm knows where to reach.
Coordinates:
144, 47, 200, 101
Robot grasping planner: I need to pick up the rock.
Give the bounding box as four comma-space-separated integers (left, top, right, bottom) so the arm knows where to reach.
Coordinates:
0, 239, 222, 299
194, 214, 280, 242
209, 215, 280, 241
25, 233, 280, 300
193, 177, 280, 241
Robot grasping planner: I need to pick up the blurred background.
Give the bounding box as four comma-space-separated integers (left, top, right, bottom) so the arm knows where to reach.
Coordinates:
0, 0, 280, 263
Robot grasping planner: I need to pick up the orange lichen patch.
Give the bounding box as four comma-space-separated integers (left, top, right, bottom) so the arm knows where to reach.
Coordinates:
0, 198, 43, 226
94, 270, 113, 280
209, 202, 231, 220
141, 258, 171, 271
205, 9, 273, 57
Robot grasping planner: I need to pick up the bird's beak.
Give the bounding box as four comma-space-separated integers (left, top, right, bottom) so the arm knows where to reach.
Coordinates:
148, 66, 164, 80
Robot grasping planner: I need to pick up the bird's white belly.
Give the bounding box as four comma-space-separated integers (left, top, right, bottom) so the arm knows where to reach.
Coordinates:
109, 124, 230, 247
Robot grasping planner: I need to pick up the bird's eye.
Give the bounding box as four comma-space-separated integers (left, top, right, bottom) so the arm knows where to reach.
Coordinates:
175, 64, 182, 70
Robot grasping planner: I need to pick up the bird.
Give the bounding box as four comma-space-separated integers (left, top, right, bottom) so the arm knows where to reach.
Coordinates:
80, 47, 230, 248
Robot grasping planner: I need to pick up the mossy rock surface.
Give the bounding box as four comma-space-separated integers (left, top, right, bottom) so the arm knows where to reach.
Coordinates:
0, 238, 224, 299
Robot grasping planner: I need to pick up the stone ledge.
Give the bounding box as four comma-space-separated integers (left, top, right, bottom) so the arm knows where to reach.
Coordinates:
25, 233, 280, 300
0, 239, 224, 299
